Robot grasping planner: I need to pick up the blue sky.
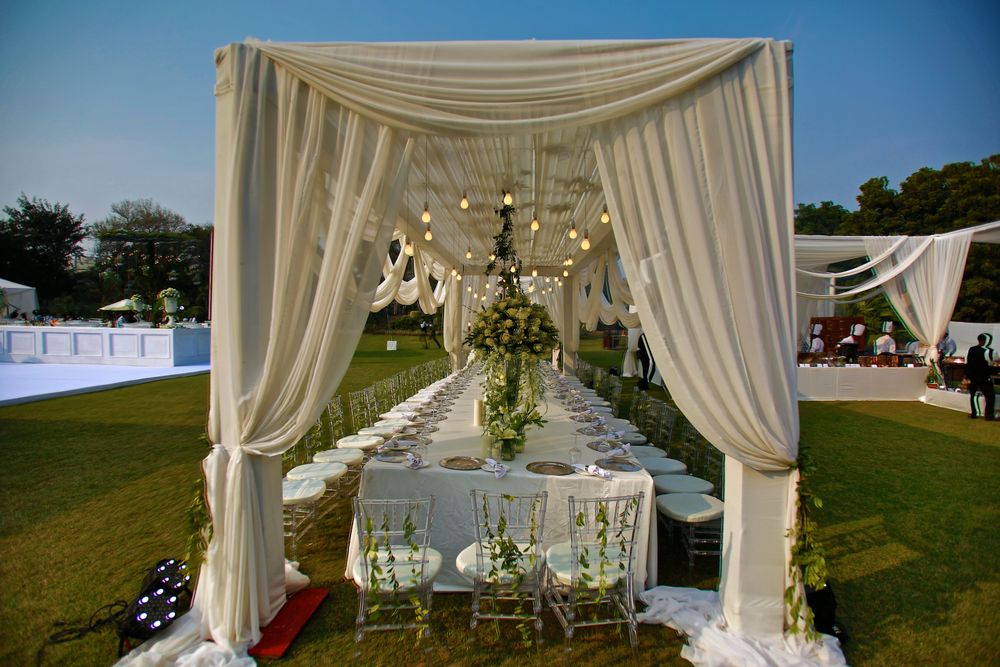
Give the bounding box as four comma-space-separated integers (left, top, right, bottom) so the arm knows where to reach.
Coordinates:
1, 0, 997, 226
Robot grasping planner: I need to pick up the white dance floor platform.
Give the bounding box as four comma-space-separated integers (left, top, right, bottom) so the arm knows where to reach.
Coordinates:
0, 362, 210, 406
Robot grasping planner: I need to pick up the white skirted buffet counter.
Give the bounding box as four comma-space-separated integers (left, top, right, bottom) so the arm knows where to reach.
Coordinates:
0, 325, 210, 367
796, 366, 927, 401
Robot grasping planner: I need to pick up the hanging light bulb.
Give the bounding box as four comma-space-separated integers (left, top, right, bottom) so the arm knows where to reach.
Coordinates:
531, 267, 538, 278
465, 247, 472, 260
489, 252, 496, 261
467, 285, 472, 292
509, 264, 517, 274
567, 256, 574, 266
473, 291, 478, 299
581, 231, 591, 250
421, 203, 431, 224
460, 192, 469, 210
503, 190, 513, 205
600, 206, 610, 224
530, 211, 539, 231
456, 272, 462, 281
404, 240, 414, 256
451, 267, 458, 277
424, 225, 433, 241
545, 276, 551, 283
527, 284, 535, 294
569, 221, 578, 239
563, 269, 569, 277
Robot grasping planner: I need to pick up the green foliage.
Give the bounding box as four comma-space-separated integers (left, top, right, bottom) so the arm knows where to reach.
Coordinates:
0, 194, 87, 305
793, 201, 851, 235
786, 444, 827, 639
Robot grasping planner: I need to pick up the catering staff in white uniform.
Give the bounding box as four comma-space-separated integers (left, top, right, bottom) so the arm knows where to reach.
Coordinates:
837, 324, 866, 363
809, 323, 825, 354
938, 330, 957, 358
874, 321, 897, 355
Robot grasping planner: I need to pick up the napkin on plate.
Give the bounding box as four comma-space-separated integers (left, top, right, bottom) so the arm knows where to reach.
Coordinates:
572, 463, 614, 480
404, 452, 428, 469
606, 443, 632, 458
484, 457, 509, 479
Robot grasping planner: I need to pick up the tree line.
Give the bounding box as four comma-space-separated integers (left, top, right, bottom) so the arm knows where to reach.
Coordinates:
0, 196, 211, 321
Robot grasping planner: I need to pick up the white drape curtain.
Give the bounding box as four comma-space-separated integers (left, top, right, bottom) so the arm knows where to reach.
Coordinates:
865, 233, 974, 362
594, 40, 798, 472
576, 252, 641, 330
131, 44, 413, 660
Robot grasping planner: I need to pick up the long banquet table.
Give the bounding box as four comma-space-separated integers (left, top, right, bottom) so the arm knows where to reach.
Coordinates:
345, 375, 658, 591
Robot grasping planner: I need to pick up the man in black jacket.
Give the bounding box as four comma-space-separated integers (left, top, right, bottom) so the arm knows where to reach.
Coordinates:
965, 334, 997, 420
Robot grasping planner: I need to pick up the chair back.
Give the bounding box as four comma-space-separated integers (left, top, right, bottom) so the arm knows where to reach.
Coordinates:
353, 497, 436, 589
470, 491, 548, 582
568, 493, 644, 589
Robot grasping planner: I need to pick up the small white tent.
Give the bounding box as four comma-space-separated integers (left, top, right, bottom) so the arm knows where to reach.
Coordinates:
0, 278, 39, 317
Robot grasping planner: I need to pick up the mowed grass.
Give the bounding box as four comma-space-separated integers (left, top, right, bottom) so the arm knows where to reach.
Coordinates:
0, 333, 996, 665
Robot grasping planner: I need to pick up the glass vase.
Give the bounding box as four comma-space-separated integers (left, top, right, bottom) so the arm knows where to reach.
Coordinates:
500, 439, 516, 461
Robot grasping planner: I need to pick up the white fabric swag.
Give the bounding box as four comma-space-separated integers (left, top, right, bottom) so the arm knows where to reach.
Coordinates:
122, 37, 816, 665
200, 46, 413, 656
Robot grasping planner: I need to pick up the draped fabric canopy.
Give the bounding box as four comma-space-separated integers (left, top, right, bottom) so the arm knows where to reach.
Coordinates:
122, 38, 806, 665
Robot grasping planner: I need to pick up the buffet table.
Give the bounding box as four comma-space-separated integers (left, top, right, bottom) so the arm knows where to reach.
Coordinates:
0, 324, 210, 367
796, 366, 927, 401
345, 377, 657, 591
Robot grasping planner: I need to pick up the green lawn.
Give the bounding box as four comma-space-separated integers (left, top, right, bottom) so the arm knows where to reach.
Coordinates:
0, 333, 997, 665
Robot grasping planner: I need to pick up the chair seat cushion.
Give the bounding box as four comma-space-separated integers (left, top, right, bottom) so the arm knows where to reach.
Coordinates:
637, 456, 686, 475
282, 478, 326, 506
357, 426, 402, 439
455, 543, 543, 584
352, 546, 443, 590
313, 448, 364, 466
545, 541, 628, 588
656, 493, 724, 523
630, 445, 668, 459
618, 432, 648, 445
286, 462, 347, 483
653, 474, 714, 495
338, 434, 384, 450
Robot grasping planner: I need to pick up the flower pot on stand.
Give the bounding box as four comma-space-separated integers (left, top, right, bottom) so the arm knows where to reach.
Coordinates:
163, 297, 180, 326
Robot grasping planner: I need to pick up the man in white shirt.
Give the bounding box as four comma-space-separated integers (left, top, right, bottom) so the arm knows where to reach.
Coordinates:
874, 321, 897, 355
837, 323, 865, 363
938, 330, 957, 358
809, 323, 825, 354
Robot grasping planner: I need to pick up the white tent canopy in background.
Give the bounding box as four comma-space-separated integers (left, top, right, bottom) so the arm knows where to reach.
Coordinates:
0, 278, 38, 316
121, 37, 829, 665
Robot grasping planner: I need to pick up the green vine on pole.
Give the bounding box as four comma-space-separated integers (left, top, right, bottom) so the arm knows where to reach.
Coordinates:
786, 443, 828, 640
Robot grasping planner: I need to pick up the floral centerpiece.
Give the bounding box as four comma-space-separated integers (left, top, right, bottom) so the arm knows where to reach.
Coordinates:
464, 200, 560, 460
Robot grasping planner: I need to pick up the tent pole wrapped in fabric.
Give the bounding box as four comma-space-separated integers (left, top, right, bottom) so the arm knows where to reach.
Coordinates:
119, 38, 820, 665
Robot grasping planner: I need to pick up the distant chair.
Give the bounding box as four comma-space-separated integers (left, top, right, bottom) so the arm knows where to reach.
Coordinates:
351, 497, 441, 642
544, 493, 645, 647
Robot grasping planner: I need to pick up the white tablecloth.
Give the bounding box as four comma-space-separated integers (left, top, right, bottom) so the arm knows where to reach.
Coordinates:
796, 366, 927, 401
345, 377, 657, 591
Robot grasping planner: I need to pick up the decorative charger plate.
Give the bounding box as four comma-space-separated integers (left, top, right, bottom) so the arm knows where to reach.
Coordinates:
439, 456, 486, 471
594, 457, 642, 472
586, 439, 618, 453
375, 451, 409, 463
570, 412, 601, 423
420, 424, 440, 433
576, 425, 610, 437
526, 461, 574, 476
